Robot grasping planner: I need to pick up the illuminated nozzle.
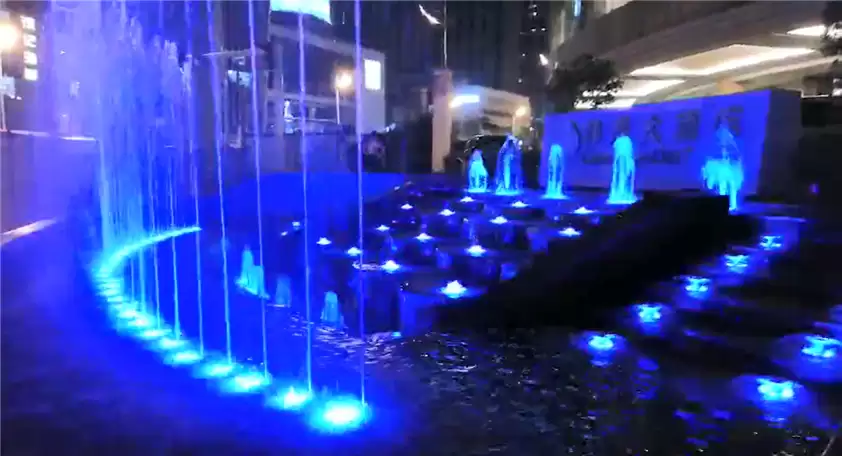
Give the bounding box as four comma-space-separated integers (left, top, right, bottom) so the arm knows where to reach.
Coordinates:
756, 378, 795, 402
415, 232, 432, 242
760, 235, 783, 251
635, 304, 662, 323
684, 276, 710, 294
511, 200, 528, 208
573, 206, 594, 215
441, 280, 467, 298
460, 196, 475, 203
724, 254, 748, 272
381, 260, 400, 273
317, 237, 332, 246
588, 334, 616, 351
466, 245, 486, 256
491, 215, 508, 225
375, 224, 390, 232
439, 209, 455, 216
346, 247, 362, 256
268, 386, 312, 411
801, 335, 840, 359
559, 227, 581, 237
401, 203, 413, 210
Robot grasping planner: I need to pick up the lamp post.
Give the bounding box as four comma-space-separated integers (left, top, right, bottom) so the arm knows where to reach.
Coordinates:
334, 70, 353, 128
419, 3, 447, 69
512, 106, 527, 135
0, 20, 20, 132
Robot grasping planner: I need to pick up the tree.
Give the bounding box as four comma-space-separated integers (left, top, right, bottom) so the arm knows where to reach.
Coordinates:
546, 54, 624, 112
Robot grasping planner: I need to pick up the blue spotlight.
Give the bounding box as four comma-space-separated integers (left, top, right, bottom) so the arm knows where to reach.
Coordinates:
635, 303, 663, 324
756, 377, 795, 402
381, 260, 401, 273
267, 386, 312, 411
559, 227, 581, 238
491, 215, 508, 225
801, 335, 840, 360
440, 280, 468, 299
375, 224, 390, 232
415, 232, 433, 242
310, 398, 369, 433
511, 200, 528, 208
439, 208, 455, 216
466, 245, 486, 257
346, 246, 362, 256
400, 203, 413, 210
316, 237, 332, 246
759, 235, 783, 251
573, 206, 594, 215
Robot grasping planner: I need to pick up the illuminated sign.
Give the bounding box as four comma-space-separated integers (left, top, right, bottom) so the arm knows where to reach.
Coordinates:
20, 15, 37, 81
364, 59, 381, 91
542, 90, 801, 197
270, 0, 331, 24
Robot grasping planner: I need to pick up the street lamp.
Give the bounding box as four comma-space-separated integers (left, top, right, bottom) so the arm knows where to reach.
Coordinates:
512, 106, 528, 134
334, 70, 353, 127
539, 53, 549, 67
419, 3, 447, 68
0, 21, 20, 132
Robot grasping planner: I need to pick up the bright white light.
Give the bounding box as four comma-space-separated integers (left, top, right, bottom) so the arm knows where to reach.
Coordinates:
334, 70, 353, 91
450, 94, 480, 109
415, 232, 432, 242
511, 200, 528, 208
514, 106, 528, 118
466, 245, 486, 256
0, 23, 19, 52
539, 53, 549, 66
615, 79, 685, 97
23, 68, 38, 81
364, 59, 382, 91
439, 209, 455, 216
491, 216, 508, 225
460, 196, 475, 203
419, 5, 441, 25
401, 203, 413, 210
23, 34, 35, 49
787, 25, 825, 37
381, 260, 400, 273
270, 0, 331, 24
20, 16, 35, 32
23, 50, 37, 66
630, 46, 815, 77
346, 247, 362, 256
316, 237, 332, 246
375, 224, 390, 232
575, 97, 636, 110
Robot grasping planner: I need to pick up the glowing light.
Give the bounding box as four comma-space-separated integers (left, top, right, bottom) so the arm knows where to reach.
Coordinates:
607, 134, 637, 205
801, 335, 840, 359
787, 25, 826, 37
559, 227, 581, 237
196, 361, 237, 379
635, 304, 663, 323
418, 5, 441, 25
156, 337, 186, 351
0, 23, 19, 51
684, 276, 711, 295
629, 45, 815, 77
223, 372, 271, 394
334, 70, 353, 91
268, 387, 312, 411
292, 221, 301, 228
439, 208, 455, 216
375, 224, 390, 232
760, 235, 783, 251
23, 67, 37, 81
166, 350, 203, 366
538, 53, 549, 66
400, 203, 413, 210
588, 334, 616, 351
346, 246, 362, 256
450, 94, 480, 109
460, 196, 475, 203
514, 106, 528, 118
466, 245, 486, 257
310, 398, 368, 433
440, 280, 467, 298
381, 260, 401, 273
415, 232, 433, 242
511, 200, 528, 208
573, 206, 594, 215
364, 59, 382, 91
756, 378, 795, 402
316, 237, 332, 246
491, 215, 508, 225
724, 254, 749, 273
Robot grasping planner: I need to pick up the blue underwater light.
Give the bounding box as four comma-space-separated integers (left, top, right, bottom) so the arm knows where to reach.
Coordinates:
400, 203, 413, 210
381, 260, 401, 273
439, 208, 455, 216
415, 232, 433, 242
466, 245, 486, 257
573, 206, 594, 215
346, 246, 362, 256
309, 398, 369, 433
635, 303, 663, 324
491, 215, 508, 225
684, 276, 711, 295
375, 224, 390, 232
460, 196, 475, 203
801, 335, 840, 360
316, 237, 332, 246
759, 235, 783, 251
756, 377, 795, 402
559, 227, 581, 238
511, 200, 528, 208
440, 280, 468, 298
723, 254, 749, 273
588, 334, 616, 351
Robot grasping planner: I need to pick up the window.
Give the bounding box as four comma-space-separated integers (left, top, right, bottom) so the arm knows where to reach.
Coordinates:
364, 59, 382, 91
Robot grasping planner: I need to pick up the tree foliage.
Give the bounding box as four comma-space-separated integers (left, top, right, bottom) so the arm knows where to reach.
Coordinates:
545, 54, 624, 113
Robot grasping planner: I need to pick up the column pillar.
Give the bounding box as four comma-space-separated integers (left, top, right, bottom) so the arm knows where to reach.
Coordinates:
431, 69, 453, 172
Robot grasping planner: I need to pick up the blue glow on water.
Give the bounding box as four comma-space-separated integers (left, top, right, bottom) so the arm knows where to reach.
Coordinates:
381, 260, 401, 273
573, 206, 595, 215
801, 335, 840, 359
724, 254, 749, 273
401, 203, 413, 210
346, 246, 362, 256
760, 235, 783, 251
440, 280, 468, 298
467, 150, 489, 193
588, 334, 616, 351
466, 245, 486, 257
415, 232, 433, 242
309, 398, 369, 433
376, 224, 390, 232
460, 196, 475, 203
635, 304, 663, 324
491, 215, 508, 225
756, 378, 796, 402
317, 237, 332, 246
511, 200, 528, 208
267, 387, 313, 411
292, 221, 302, 229
684, 276, 711, 295
559, 227, 581, 237
221, 371, 272, 394
607, 134, 637, 205
439, 209, 455, 216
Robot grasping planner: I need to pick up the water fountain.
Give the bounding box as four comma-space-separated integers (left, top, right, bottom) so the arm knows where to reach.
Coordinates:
274, 275, 292, 307
494, 136, 523, 196
467, 149, 488, 193
702, 120, 744, 211
544, 144, 567, 199
607, 133, 637, 205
